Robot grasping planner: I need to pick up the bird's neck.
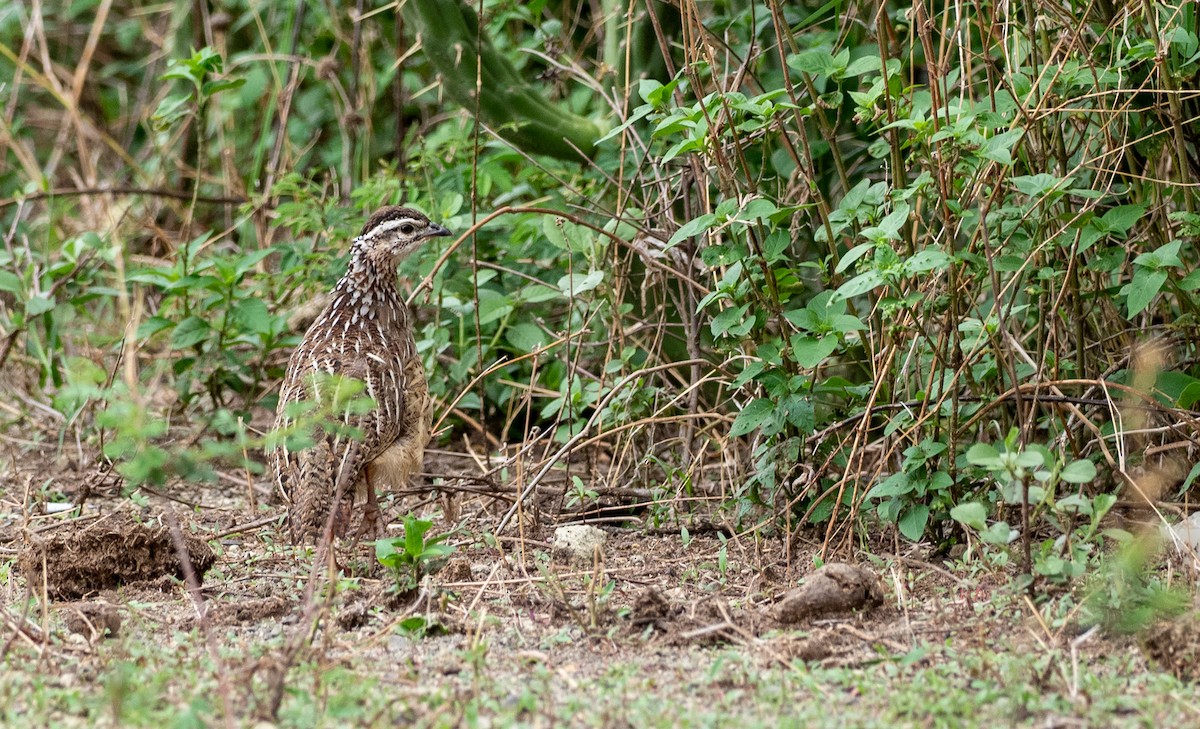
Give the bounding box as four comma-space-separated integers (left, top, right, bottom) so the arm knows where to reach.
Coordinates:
328, 250, 407, 330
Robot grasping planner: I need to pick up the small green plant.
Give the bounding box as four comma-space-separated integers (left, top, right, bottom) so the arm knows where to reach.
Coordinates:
951, 429, 1103, 583
375, 515, 455, 593
564, 475, 598, 511
1081, 535, 1189, 635
865, 437, 953, 541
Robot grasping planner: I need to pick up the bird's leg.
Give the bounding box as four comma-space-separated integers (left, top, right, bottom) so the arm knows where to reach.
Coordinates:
355, 467, 385, 542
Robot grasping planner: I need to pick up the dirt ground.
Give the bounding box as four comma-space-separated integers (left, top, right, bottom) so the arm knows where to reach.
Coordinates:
2, 435, 1199, 727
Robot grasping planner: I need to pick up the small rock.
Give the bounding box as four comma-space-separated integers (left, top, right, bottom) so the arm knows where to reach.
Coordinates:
551, 525, 607, 566
1162, 512, 1200, 553
775, 562, 884, 624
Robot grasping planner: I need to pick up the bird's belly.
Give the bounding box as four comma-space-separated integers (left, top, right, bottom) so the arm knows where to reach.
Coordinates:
367, 442, 413, 489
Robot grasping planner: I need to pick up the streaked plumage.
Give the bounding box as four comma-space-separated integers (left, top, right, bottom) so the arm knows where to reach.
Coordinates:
270, 206, 451, 543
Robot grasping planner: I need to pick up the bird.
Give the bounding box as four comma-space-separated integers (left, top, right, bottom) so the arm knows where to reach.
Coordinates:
269, 206, 452, 544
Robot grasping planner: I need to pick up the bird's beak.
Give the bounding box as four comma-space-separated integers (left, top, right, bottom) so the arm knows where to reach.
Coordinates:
424, 223, 453, 239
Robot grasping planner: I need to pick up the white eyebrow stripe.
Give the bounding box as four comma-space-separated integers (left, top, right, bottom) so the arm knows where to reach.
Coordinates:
361, 217, 421, 241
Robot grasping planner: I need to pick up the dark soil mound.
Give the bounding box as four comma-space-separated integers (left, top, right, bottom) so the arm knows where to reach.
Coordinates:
17, 512, 215, 599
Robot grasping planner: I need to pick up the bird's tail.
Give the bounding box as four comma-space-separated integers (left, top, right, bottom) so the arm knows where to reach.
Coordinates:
277, 437, 360, 544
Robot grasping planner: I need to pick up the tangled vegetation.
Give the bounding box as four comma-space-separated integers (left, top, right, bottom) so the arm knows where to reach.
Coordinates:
3, 0, 1200, 724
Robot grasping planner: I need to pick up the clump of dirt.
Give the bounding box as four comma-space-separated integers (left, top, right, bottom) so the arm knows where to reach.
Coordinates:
775, 562, 884, 623
17, 512, 215, 599
630, 587, 680, 629
60, 601, 122, 641
212, 596, 293, 625
1142, 615, 1200, 681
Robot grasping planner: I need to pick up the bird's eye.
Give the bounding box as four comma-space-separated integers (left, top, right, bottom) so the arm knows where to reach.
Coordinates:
400, 224, 415, 235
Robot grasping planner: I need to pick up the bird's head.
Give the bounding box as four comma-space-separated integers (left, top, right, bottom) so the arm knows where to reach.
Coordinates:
355, 206, 452, 264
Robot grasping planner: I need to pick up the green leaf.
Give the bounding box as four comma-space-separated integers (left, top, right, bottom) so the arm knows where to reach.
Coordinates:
833, 270, 884, 301
876, 204, 910, 238
506, 322, 547, 352
151, 93, 193, 129
866, 472, 912, 499
24, 293, 55, 316
1012, 173, 1072, 198
137, 316, 175, 340
898, 505, 929, 541
730, 398, 775, 437
1134, 240, 1183, 269
966, 443, 1001, 466
836, 243, 874, 274
202, 77, 245, 97
762, 231, 791, 261
842, 55, 882, 77
667, 213, 718, 249
789, 334, 839, 369
233, 248, 275, 277
950, 502, 988, 530
475, 289, 514, 325
1060, 459, 1097, 484
557, 270, 604, 297
231, 299, 273, 334
738, 198, 778, 221
978, 128, 1024, 165
170, 316, 212, 349
710, 303, 751, 337
1122, 269, 1167, 316
0, 271, 22, 294
905, 248, 950, 274
1099, 204, 1146, 235
787, 49, 844, 77
981, 522, 1017, 545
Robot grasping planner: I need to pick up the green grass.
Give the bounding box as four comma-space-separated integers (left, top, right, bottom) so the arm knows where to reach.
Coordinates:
2, 626, 1194, 728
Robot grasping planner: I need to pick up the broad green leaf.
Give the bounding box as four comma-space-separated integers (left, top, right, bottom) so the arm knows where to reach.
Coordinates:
730, 398, 775, 437
842, 55, 882, 77
1012, 173, 1072, 198
981, 521, 1018, 545
905, 248, 951, 274
1099, 204, 1146, 234
557, 270, 603, 297
787, 49, 842, 77
1133, 240, 1183, 269
836, 242, 874, 274
666, 213, 718, 249
170, 316, 211, 349
710, 303, 751, 337
978, 128, 1024, 165
789, 334, 839, 369
966, 442, 1000, 465
762, 231, 791, 261
833, 270, 884, 301
1122, 269, 1167, 316
25, 294, 56, 316
866, 472, 912, 499
738, 198, 778, 221
876, 204, 910, 238
950, 502, 988, 530
1060, 459, 1097, 484
898, 505, 929, 541
476, 288, 514, 325
0, 271, 21, 294
231, 298, 272, 334
506, 322, 547, 352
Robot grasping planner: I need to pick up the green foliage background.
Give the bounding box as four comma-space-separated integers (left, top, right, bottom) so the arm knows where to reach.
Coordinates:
3, 0, 1200, 558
